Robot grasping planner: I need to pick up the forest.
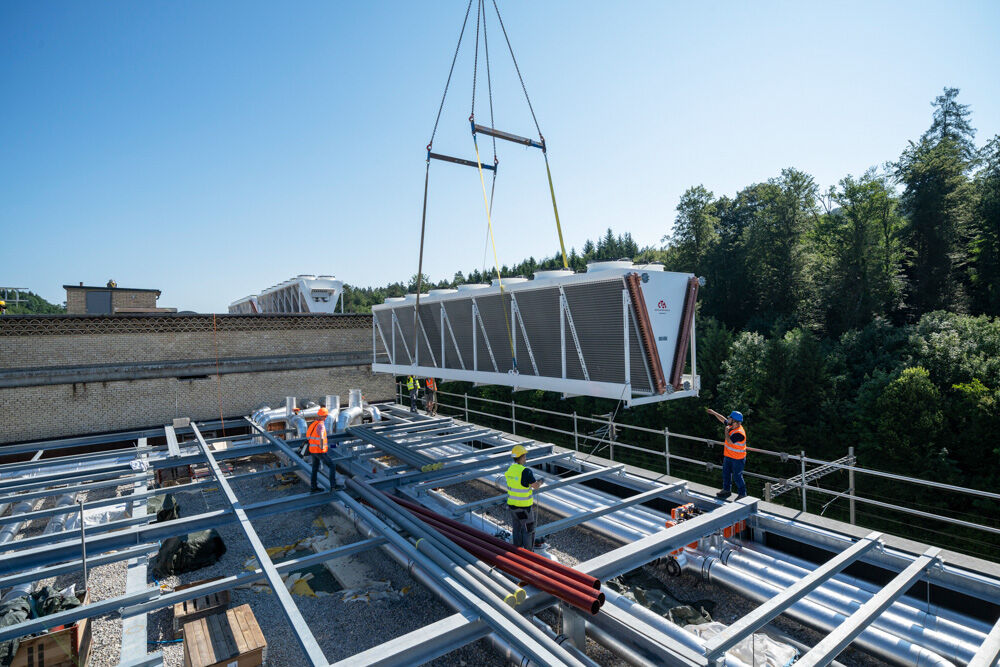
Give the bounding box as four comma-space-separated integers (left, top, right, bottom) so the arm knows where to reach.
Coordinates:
360, 88, 999, 557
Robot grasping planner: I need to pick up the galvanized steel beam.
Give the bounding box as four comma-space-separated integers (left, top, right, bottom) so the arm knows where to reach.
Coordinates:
795, 547, 942, 667
703, 531, 883, 663
536, 482, 686, 538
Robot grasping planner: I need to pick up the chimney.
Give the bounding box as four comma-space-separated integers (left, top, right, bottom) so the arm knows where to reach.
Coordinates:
79, 281, 83, 286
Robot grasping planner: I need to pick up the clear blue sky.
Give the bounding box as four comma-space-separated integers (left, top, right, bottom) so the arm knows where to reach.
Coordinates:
2, 1, 998, 312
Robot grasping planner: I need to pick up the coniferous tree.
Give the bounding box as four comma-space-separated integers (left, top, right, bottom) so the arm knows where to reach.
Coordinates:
896, 88, 976, 315
970, 136, 1000, 315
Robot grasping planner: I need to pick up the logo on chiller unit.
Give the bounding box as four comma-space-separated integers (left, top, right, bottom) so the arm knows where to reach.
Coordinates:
655, 299, 669, 313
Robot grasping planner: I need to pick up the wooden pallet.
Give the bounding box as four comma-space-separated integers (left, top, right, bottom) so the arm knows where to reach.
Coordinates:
182, 605, 266, 667
10, 591, 92, 667
172, 577, 230, 637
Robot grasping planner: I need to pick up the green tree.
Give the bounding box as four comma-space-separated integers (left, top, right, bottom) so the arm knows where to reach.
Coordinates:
970, 135, 1000, 315
665, 185, 719, 271
820, 169, 905, 334
742, 169, 820, 329
895, 88, 976, 315
859, 367, 955, 479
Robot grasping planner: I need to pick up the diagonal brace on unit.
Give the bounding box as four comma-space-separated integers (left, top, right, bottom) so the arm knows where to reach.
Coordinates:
559, 287, 590, 381
472, 299, 499, 372
510, 294, 539, 375
391, 310, 414, 365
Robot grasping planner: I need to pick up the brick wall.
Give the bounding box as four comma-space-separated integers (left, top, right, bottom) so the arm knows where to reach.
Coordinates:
65, 290, 86, 315
0, 365, 392, 444
0, 314, 394, 444
112, 290, 158, 311
0, 315, 372, 369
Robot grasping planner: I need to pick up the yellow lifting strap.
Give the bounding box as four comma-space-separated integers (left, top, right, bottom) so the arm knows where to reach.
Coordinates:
473, 136, 517, 368
543, 151, 569, 270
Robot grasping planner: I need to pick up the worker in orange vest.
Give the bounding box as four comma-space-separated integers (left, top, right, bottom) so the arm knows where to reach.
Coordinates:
424, 377, 438, 416
706, 408, 747, 500
307, 407, 340, 492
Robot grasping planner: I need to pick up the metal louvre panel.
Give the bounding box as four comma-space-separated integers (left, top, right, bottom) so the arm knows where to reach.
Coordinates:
473, 294, 514, 372
443, 301, 474, 369
394, 307, 416, 364
562, 278, 628, 384
417, 303, 441, 368
374, 310, 394, 360
513, 288, 561, 378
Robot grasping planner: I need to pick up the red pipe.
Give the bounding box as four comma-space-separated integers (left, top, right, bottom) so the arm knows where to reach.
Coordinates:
390, 494, 601, 590
432, 523, 603, 615
414, 509, 604, 604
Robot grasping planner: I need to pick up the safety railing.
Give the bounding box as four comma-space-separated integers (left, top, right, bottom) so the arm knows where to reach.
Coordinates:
397, 383, 1000, 557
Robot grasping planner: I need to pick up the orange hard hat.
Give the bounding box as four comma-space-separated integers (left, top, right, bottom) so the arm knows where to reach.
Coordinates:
317, 407, 329, 418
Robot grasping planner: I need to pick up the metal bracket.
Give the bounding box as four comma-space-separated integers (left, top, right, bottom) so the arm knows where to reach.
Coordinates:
510, 294, 539, 375
391, 310, 414, 365
472, 300, 499, 373
559, 287, 590, 381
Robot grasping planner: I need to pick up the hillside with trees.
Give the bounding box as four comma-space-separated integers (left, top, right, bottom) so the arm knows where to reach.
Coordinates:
349, 88, 1000, 557
1, 291, 66, 314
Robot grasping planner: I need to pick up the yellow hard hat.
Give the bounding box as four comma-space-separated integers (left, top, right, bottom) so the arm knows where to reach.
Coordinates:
511, 445, 527, 458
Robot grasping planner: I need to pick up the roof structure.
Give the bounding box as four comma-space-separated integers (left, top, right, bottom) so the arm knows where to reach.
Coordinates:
1, 402, 998, 667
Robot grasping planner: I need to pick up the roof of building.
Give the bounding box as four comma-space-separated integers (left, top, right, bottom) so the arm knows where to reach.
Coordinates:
63, 284, 161, 296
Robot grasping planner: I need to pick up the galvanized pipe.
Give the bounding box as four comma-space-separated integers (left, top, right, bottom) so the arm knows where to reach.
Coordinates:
686, 552, 955, 667
721, 545, 983, 661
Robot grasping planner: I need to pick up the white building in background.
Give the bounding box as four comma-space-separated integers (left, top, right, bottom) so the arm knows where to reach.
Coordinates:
228, 275, 344, 314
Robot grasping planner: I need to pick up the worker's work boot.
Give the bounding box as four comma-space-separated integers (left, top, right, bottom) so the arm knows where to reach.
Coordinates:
310, 486, 322, 494
735, 493, 747, 500
715, 490, 731, 499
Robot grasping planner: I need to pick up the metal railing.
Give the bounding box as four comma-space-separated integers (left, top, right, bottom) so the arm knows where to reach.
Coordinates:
397, 383, 1000, 551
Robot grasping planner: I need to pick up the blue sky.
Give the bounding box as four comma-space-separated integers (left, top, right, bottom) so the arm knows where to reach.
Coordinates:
2, 1, 998, 312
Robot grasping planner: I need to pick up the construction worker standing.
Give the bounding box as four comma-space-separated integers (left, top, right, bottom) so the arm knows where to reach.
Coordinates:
424, 377, 438, 416
0, 300, 6, 315
505, 445, 544, 550
706, 408, 747, 500
307, 407, 340, 492
406, 375, 420, 413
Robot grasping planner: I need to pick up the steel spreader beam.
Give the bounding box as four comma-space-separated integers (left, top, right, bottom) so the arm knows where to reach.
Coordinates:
429, 151, 497, 171
703, 531, 883, 662
190, 423, 328, 667
472, 123, 544, 150
796, 547, 943, 667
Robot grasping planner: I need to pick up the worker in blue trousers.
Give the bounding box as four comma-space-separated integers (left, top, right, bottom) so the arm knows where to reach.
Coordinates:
706, 408, 748, 500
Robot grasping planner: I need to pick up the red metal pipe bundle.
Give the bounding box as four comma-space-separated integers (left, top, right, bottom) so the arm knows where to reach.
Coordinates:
387, 494, 605, 615
391, 495, 601, 590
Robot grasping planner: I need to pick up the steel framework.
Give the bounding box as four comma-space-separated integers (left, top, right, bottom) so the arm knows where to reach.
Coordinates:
0, 402, 997, 667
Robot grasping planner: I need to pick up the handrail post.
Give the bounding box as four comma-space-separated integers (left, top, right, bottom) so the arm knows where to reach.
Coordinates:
511, 400, 516, 435
464, 393, 469, 422
800, 450, 807, 512
848, 446, 856, 525
664, 427, 670, 477
573, 412, 578, 451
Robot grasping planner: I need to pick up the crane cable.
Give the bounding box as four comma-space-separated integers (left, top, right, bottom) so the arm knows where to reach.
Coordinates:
490, 0, 569, 270
471, 0, 516, 369
414, 0, 475, 362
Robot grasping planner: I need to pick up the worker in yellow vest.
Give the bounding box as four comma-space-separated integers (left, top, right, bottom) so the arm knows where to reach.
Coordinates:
405, 375, 420, 413
706, 408, 747, 500
307, 407, 341, 492
424, 377, 438, 416
505, 445, 545, 550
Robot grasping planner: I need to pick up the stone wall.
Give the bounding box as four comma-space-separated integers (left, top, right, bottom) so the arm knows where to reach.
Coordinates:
0, 314, 393, 444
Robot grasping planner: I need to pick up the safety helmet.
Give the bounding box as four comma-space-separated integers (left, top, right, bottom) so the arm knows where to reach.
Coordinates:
511, 444, 527, 459
728, 411, 743, 423
317, 407, 329, 418
0, 300, 5, 306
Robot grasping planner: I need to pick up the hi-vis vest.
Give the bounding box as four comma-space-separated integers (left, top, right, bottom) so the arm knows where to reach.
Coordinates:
425, 378, 437, 391
307, 420, 328, 454
406, 376, 418, 391
505, 463, 533, 507
724, 424, 747, 460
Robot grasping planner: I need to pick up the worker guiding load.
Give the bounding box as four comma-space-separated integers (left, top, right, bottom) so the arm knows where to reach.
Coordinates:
423, 377, 438, 416
505, 444, 545, 551
406, 375, 420, 413
706, 408, 747, 500
307, 407, 341, 492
